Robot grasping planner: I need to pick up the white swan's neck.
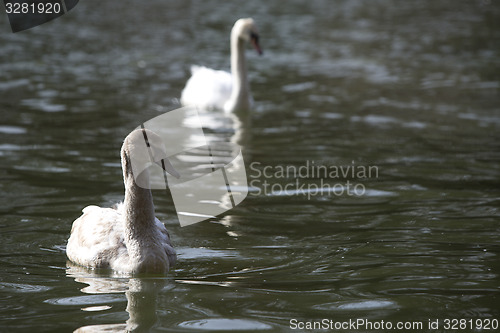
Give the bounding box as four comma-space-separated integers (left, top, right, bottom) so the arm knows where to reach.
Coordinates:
226, 31, 250, 113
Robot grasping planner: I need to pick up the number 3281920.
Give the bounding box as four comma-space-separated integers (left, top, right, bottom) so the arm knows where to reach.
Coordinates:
5, 2, 62, 14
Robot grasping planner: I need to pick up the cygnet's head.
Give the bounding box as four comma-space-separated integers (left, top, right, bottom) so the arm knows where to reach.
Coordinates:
232, 18, 262, 55
121, 128, 179, 188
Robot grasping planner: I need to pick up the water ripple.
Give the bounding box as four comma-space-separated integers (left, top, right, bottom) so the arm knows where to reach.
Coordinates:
178, 318, 273, 331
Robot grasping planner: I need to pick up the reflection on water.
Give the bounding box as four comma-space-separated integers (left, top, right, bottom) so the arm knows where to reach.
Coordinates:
65, 264, 165, 332
0, 0, 499, 331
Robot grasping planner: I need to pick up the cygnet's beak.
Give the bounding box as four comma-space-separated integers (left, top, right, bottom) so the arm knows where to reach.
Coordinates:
156, 158, 181, 179
250, 32, 263, 55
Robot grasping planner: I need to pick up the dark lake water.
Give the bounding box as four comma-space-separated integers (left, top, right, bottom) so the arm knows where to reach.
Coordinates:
1, 0, 499, 332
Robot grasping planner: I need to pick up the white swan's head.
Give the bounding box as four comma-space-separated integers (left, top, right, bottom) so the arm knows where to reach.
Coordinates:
121, 129, 180, 188
232, 18, 262, 55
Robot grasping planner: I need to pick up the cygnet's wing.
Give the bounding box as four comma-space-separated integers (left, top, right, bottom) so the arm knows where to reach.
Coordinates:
66, 206, 127, 269
154, 217, 177, 267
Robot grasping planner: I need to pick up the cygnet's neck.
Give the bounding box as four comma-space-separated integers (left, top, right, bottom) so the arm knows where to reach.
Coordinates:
123, 176, 155, 231
226, 30, 251, 113
122, 158, 157, 256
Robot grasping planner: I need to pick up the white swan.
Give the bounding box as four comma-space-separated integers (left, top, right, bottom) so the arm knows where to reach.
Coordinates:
67, 129, 178, 274
180, 18, 262, 113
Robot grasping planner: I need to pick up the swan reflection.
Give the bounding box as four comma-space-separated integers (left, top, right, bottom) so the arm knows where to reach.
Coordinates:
67, 263, 169, 332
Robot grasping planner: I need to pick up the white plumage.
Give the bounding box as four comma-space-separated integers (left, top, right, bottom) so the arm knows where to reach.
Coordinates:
181, 65, 232, 111
180, 18, 262, 113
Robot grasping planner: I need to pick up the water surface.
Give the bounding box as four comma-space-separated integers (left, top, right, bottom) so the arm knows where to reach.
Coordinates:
0, 0, 499, 332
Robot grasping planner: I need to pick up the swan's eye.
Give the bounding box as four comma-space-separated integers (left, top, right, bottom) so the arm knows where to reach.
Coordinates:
250, 32, 259, 43
249, 32, 262, 55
